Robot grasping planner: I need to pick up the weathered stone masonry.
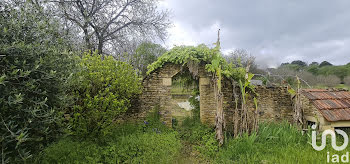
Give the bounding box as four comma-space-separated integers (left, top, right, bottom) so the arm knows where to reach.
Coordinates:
131, 63, 294, 126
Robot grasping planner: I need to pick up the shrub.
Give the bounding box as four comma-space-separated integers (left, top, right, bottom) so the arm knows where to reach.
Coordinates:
0, 4, 77, 162
0, 43, 76, 163
68, 52, 142, 137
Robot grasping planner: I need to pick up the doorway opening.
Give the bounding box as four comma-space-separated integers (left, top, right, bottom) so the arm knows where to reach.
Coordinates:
170, 69, 199, 127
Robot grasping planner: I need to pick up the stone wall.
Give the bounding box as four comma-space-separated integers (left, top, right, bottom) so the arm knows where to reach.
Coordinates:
130, 63, 294, 126
253, 86, 294, 122
301, 95, 330, 130
222, 83, 294, 128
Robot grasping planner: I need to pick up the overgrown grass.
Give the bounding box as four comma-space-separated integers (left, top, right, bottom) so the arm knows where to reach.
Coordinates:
37, 111, 182, 164
215, 122, 350, 163
37, 115, 350, 163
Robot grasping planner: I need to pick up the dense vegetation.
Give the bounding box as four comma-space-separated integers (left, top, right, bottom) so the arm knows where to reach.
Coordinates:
0, 3, 76, 162
280, 61, 350, 84
0, 2, 144, 162
36, 115, 350, 163
38, 111, 182, 164
2, 1, 350, 163
259, 60, 350, 89
68, 53, 141, 137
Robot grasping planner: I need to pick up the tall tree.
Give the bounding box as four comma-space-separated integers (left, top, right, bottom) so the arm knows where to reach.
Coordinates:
319, 61, 333, 67
310, 62, 319, 66
131, 42, 167, 76
291, 60, 307, 67
225, 49, 260, 74
56, 0, 170, 55
331, 66, 349, 84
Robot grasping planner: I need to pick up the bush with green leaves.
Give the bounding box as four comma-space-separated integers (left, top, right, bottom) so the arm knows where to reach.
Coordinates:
0, 3, 77, 163
68, 52, 142, 137
0, 44, 76, 163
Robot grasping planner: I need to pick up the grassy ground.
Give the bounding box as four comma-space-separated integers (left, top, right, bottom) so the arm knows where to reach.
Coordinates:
36, 111, 350, 163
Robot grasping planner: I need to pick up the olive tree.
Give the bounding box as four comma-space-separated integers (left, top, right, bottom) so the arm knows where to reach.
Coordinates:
55, 0, 171, 55
0, 2, 77, 162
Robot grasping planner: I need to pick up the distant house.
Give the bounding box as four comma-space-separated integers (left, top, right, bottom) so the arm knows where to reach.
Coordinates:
302, 89, 350, 131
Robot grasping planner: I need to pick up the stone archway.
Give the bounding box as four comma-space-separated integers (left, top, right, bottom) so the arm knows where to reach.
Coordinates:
137, 63, 219, 126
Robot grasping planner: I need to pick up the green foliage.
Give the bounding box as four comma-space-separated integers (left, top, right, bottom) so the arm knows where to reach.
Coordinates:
147, 45, 216, 73
178, 117, 218, 160
0, 44, 75, 164
146, 44, 254, 104
306, 64, 319, 75
256, 122, 306, 144
278, 61, 350, 86
0, 2, 72, 49
40, 131, 181, 164
107, 132, 181, 163
171, 69, 198, 93
291, 60, 307, 67
0, 3, 77, 163
147, 44, 247, 82
316, 65, 350, 84
216, 122, 350, 163
215, 122, 311, 163
281, 63, 305, 72
179, 118, 212, 144
37, 137, 103, 164
68, 52, 142, 137
310, 62, 319, 66
147, 44, 256, 145
195, 132, 219, 159
131, 42, 167, 76
320, 61, 333, 67
39, 111, 182, 164
189, 89, 200, 120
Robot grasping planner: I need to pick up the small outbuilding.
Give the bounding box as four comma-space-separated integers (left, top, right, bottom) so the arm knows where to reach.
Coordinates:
302, 89, 350, 131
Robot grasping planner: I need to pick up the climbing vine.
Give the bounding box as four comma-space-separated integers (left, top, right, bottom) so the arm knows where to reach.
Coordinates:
147, 37, 257, 145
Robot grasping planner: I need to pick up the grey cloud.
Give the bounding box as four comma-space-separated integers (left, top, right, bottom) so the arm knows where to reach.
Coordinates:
164, 0, 350, 68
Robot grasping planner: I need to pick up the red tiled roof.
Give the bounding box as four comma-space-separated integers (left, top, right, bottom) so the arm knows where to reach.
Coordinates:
302, 89, 350, 122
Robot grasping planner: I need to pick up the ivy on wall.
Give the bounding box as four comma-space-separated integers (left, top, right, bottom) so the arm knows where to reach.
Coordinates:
147, 44, 249, 82
146, 40, 258, 145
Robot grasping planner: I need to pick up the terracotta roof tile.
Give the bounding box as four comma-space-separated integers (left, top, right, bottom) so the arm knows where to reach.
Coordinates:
302, 89, 350, 122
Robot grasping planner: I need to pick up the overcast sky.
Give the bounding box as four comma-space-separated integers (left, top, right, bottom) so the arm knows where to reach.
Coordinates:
159, 0, 350, 68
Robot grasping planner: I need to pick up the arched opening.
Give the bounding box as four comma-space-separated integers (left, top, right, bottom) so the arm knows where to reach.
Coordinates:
169, 68, 200, 127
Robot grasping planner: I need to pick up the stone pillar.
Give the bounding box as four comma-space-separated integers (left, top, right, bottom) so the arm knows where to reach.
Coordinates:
160, 77, 172, 127
199, 77, 216, 126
